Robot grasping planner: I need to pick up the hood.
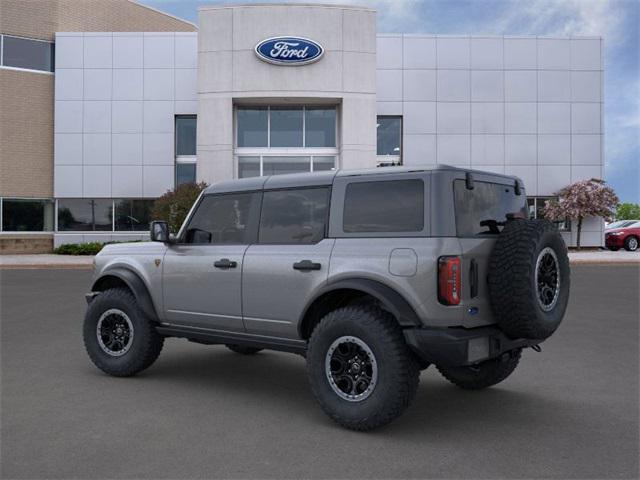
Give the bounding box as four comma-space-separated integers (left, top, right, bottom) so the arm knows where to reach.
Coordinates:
98, 241, 167, 256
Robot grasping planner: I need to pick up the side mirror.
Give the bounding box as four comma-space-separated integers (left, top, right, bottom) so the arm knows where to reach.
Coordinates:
150, 220, 171, 243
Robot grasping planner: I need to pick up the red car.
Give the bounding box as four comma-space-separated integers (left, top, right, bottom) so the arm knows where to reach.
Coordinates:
605, 221, 640, 251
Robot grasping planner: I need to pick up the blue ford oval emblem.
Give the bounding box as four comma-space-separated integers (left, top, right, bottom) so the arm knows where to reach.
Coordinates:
255, 36, 324, 66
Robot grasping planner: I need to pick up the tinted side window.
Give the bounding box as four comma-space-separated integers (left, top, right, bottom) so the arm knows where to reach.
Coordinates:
454, 180, 528, 236
343, 180, 424, 233
184, 193, 259, 244
259, 188, 329, 244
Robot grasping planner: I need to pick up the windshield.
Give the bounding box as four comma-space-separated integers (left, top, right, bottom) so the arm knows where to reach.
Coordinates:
454, 179, 528, 236
607, 220, 637, 229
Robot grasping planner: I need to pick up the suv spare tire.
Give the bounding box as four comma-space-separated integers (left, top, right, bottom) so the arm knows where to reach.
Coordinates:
488, 219, 570, 340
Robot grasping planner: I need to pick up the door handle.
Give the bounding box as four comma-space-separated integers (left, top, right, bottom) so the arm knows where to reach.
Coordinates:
293, 260, 321, 271
214, 258, 237, 269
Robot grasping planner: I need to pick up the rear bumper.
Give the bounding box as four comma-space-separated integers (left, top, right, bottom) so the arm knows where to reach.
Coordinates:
403, 326, 540, 367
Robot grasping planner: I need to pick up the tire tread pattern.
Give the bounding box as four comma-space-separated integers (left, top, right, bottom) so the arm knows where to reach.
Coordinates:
307, 305, 419, 431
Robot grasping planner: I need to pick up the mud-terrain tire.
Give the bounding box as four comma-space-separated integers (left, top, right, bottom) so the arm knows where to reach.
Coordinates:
437, 349, 522, 390
624, 236, 638, 251
307, 305, 419, 431
225, 344, 263, 355
83, 288, 164, 377
488, 219, 570, 340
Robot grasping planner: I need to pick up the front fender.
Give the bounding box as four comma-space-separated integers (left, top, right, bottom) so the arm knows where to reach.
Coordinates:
91, 267, 159, 321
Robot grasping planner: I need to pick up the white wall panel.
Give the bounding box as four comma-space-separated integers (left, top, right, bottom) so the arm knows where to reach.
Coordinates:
55, 134, 83, 165
83, 165, 111, 197
538, 70, 570, 101
83, 36, 112, 69
55, 69, 83, 100
571, 71, 601, 102
436, 37, 470, 69
144, 69, 174, 100
403, 36, 436, 69
377, 35, 403, 69
143, 35, 175, 68
112, 134, 143, 165
504, 38, 536, 69
505, 135, 536, 165
143, 165, 174, 197
538, 103, 570, 134
83, 101, 111, 133
437, 135, 470, 165
538, 165, 570, 195
571, 39, 601, 70
505, 71, 537, 102
403, 102, 436, 134
571, 135, 602, 165
470, 38, 503, 69
471, 70, 503, 101
113, 35, 143, 68
538, 135, 570, 165
403, 134, 436, 164
437, 70, 470, 101
83, 69, 112, 101
403, 70, 436, 101
571, 103, 601, 134
437, 103, 470, 134
505, 103, 536, 134
471, 135, 504, 165
112, 165, 143, 197
55, 101, 83, 133
471, 103, 503, 134
83, 133, 111, 165
143, 133, 174, 165
112, 69, 143, 100
537, 39, 570, 69
55, 35, 84, 68
112, 101, 143, 133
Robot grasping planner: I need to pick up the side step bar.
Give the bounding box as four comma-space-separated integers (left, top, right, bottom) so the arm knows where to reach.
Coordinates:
155, 324, 307, 356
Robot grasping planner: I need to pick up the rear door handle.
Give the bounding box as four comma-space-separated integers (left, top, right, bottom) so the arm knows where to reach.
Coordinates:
214, 258, 237, 269
293, 260, 321, 271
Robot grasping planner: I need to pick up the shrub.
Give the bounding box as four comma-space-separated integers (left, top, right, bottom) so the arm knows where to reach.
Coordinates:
151, 182, 208, 233
616, 202, 640, 221
54, 242, 105, 255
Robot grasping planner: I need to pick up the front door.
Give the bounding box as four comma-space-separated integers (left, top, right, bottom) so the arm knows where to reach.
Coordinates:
242, 187, 333, 339
162, 191, 261, 332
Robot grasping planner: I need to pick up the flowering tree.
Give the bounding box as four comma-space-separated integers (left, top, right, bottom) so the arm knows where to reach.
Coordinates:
151, 182, 208, 233
544, 179, 618, 249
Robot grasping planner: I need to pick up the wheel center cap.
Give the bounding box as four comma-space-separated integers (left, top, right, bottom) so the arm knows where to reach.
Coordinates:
350, 362, 361, 373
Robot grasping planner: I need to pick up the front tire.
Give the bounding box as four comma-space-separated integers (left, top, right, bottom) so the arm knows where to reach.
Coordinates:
437, 349, 522, 390
307, 306, 419, 431
83, 288, 164, 377
624, 236, 638, 251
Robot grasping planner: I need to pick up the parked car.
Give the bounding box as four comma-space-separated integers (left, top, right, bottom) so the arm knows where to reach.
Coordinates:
82, 166, 571, 430
605, 222, 640, 251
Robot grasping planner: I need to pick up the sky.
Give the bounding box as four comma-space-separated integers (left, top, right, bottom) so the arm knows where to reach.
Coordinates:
140, 0, 639, 203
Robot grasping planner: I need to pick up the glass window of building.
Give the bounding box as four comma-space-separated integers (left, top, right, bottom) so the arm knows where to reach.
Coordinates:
237, 108, 268, 147
57, 199, 113, 231
305, 108, 336, 148
343, 180, 424, 233
1, 35, 54, 72
183, 193, 260, 244
270, 107, 303, 147
259, 188, 329, 244
376, 116, 402, 166
1, 199, 54, 231
175, 115, 197, 186
114, 199, 154, 231
236, 106, 338, 178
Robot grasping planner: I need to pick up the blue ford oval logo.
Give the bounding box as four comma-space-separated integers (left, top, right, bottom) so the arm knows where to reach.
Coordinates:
255, 37, 324, 66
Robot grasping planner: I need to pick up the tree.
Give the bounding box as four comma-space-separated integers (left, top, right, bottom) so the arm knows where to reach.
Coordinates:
616, 202, 640, 221
151, 182, 208, 234
544, 179, 618, 249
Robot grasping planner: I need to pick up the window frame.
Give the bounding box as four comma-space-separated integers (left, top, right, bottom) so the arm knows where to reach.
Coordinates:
0, 34, 55, 75
257, 186, 331, 245
376, 115, 403, 167
0, 197, 55, 233
177, 191, 262, 246
529, 196, 572, 232
175, 115, 197, 186
234, 105, 339, 178
329, 173, 431, 239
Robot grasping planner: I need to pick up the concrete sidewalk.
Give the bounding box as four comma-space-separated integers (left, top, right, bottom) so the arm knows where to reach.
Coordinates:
1, 250, 638, 269
0, 254, 94, 269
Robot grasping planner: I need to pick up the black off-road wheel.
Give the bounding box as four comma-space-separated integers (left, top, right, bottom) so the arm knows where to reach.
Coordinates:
437, 349, 522, 390
489, 219, 570, 340
624, 236, 638, 251
83, 288, 164, 377
225, 344, 263, 355
307, 305, 419, 431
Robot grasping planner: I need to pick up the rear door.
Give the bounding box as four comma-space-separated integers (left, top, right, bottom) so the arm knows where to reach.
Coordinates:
452, 174, 528, 328
242, 186, 333, 339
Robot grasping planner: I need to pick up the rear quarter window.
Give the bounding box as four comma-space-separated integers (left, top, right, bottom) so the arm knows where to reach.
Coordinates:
454, 179, 527, 236
343, 179, 424, 233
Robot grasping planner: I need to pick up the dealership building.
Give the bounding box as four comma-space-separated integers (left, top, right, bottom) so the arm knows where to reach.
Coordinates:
0, 1, 604, 252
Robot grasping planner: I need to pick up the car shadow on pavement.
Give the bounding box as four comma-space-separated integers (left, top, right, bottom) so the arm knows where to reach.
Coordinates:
125, 342, 580, 436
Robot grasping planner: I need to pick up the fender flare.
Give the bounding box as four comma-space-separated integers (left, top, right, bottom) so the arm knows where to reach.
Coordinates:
91, 267, 158, 321
299, 278, 422, 335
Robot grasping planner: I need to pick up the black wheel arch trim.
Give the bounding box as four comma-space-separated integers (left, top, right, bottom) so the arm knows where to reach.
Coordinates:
90, 268, 159, 321
298, 277, 422, 337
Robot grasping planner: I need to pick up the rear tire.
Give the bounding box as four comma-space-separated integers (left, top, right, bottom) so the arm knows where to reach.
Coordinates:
437, 349, 522, 390
83, 288, 164, 377
307, 305, 419, 431
624, 236, 638, 251
225, 344, 263, 355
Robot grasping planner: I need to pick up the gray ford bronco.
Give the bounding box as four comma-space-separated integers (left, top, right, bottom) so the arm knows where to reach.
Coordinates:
84, 165, 570, 430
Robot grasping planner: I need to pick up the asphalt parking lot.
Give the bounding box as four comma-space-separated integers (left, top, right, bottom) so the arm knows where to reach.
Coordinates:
1, 266, 638, 479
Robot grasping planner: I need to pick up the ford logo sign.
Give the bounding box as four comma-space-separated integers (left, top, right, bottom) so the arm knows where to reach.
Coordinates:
255, 37, 324, 66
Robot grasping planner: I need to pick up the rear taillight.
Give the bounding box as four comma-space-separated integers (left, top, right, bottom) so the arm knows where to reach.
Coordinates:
438, 256, 461, 306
